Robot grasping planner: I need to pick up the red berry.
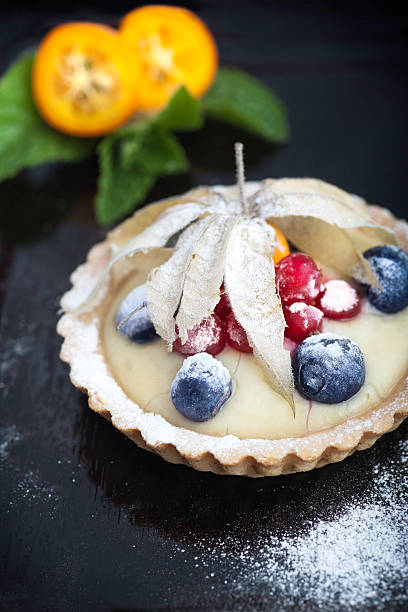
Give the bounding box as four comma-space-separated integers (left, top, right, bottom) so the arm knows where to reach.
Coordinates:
318, 280, 361, 320
284, 302, 323, 343
214, 284, 232, 320
283, 336, 298, 357
276, 253, 323, 305
173, 314, 225, 356
225, 311, 253, 353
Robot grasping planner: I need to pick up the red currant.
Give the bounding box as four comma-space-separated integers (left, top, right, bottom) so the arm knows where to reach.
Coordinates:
225, 311, 253, 353
173, 314, 226, 357
214, 284, 232, 320
318, 280, 361, 320
276, 253, 323, 305
283, 336, 298, 357
284, 302, 323, 343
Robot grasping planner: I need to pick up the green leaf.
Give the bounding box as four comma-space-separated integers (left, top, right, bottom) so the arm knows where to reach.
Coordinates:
94, 86, 200, 226
154, 86, 203, 131
0, 53, 96, 182
95, 126, 188, 226
138, 127, 188, 175
96, 136, 156, 227
202, 67, 290, 144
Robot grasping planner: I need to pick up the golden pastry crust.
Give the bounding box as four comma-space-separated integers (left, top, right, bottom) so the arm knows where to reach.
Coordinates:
57, 198, 408, 477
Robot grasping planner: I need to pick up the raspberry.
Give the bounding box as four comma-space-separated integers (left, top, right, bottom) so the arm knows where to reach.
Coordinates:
173, 314, 225, 356
283, 336, 298, 357
214, 284, 232, 320
284, 302, 323, 343
276, 253, 323, 305
318, 280, 361, 320
225, 312, 253, 353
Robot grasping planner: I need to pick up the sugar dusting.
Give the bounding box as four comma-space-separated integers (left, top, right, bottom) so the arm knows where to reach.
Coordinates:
320, 279, 360, 314
0, 334, 35, 397
175, 439, 408, 610
0, 425, 22, 461
0, 420, 63, 511
173, 352, 231, 388
11, 469, 60, 504
232, 494, 406, 609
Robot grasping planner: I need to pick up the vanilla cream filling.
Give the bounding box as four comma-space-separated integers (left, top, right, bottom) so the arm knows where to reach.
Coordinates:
102, 270, 408, 440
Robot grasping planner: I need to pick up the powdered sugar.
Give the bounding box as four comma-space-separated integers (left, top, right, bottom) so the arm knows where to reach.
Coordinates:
292, 333, 365, 403
365, 245, 408, 313
171, 353, 232, 422
319, 279, 361, 317
0, 425, 22, 461
230, 501, 406, 610
173, 352, 231, 388
288, 302, 309, 314
12, 469, 60, 504
0, 336, 35, 398
174, 438, 408, 610
116, 283, 157, 342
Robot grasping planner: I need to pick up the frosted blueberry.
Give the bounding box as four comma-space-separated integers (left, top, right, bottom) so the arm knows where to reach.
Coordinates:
363, 245, 408, 313
171, 353, 232, 422
292, 333, 365, 404
116, 284, 157, 343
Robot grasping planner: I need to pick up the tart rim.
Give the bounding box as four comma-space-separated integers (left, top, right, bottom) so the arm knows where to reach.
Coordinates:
57, 197, 408, 477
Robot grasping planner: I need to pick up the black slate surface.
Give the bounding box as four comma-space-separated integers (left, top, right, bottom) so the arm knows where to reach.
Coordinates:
1, 3, 408, 611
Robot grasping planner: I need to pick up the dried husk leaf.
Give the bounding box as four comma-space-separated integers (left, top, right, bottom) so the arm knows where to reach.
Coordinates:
147, 216, 215, 348
181, 186, 228, 212
176, 214, 238, 343
66, 203, 208, 314
224, 217, 295, 411
107, 197, 187, 249
259, 177, 373, 217
252, 179, 397, 284
60, 247, 172, 314
107, 188, 227, 249
112, 202, 209, 257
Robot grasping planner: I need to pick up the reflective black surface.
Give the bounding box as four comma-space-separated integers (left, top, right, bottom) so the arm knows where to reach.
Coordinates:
1, 3, 408, 610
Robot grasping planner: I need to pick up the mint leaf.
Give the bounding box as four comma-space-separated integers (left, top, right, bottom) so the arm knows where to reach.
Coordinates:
95, 86, 200, 225
137, 127, 188, 175
202, 67, 289, 144
95, 126, 188, 226
0, 53, 95, 182
97, 136, 156, 227
154, 86, 203, 131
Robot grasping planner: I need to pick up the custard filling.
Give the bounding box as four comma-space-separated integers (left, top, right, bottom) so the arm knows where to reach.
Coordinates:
101, 262, 408, 441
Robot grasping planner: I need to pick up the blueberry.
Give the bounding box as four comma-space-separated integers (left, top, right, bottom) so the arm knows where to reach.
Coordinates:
116, 284, 157, 343
292, 333, 365, 404
171, 353, 232, 422
363, 245, 408, 313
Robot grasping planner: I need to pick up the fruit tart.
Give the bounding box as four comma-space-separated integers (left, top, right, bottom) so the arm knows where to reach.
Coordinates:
58, 146, 408, 477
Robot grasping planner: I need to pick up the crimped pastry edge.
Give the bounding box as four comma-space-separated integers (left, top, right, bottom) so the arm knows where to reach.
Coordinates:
57, 199, 408, 477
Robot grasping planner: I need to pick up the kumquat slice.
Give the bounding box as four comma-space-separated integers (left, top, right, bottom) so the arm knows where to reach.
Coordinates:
32, 22, 139, 137
120, 5, 218, 111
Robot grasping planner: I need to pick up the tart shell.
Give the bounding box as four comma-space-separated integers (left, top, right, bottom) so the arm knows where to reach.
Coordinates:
57, 201, 408, 477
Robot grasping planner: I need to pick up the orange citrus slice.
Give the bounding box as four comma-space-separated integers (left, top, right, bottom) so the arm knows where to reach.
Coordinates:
268, 223, 290, 264
120, 5, 218, 111
32, 22, 139, 137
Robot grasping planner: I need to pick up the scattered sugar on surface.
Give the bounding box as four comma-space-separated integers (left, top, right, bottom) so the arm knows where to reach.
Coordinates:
0, 325, 36, 398
230, 502, 406, 610
0, 425, 22, 461
399, 438, 408, 464
1, 424, 64, 514
174, 440, 408, 610
12, 469, 60, 504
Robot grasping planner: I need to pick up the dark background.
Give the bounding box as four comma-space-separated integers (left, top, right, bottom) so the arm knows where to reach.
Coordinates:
1, 2, 407, 611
